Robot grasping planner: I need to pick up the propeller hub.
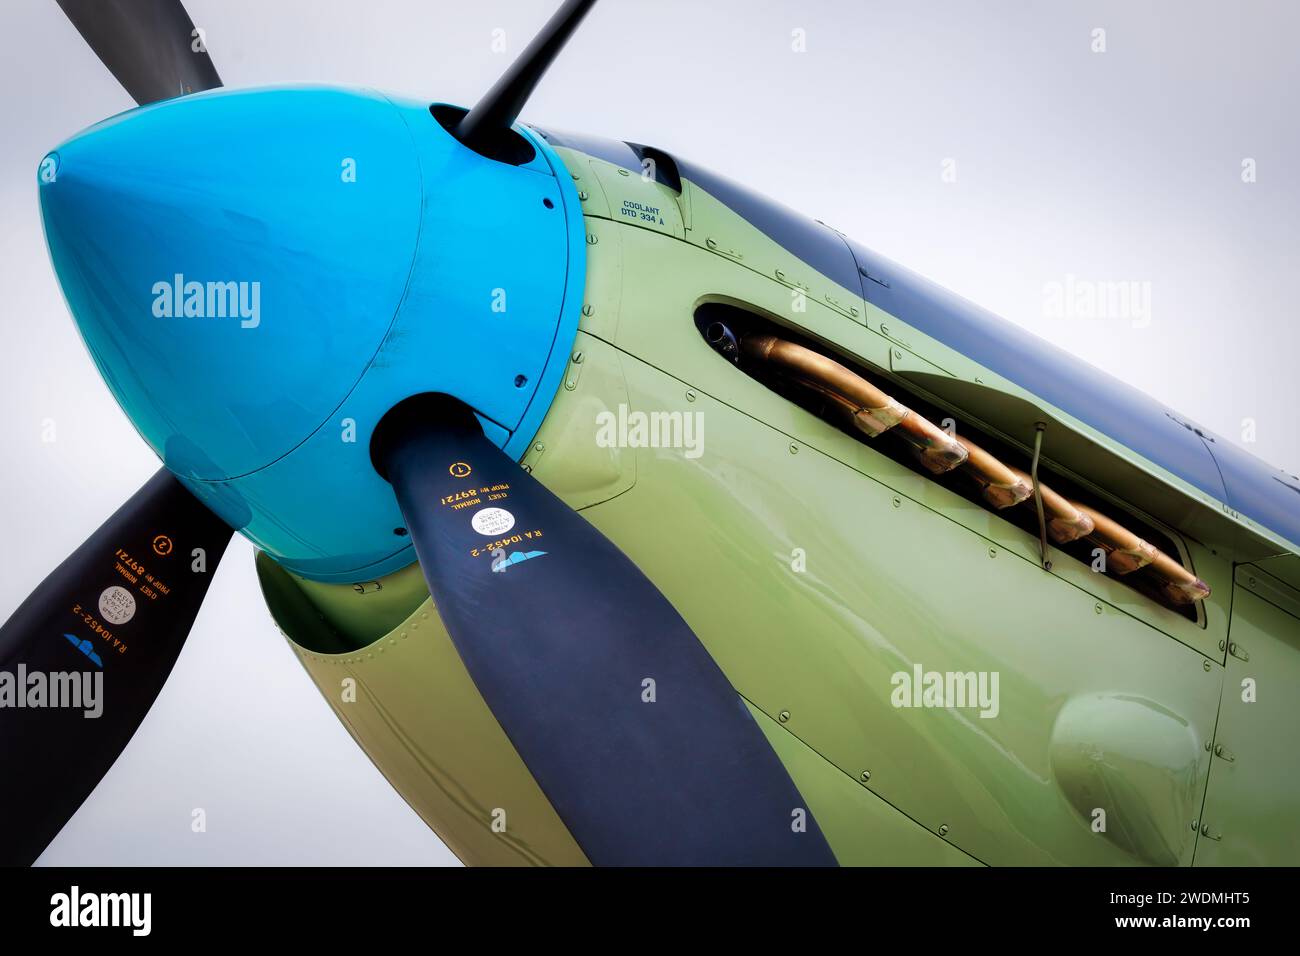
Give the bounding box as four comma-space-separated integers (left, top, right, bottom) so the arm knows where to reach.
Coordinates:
39, 86, 585, 581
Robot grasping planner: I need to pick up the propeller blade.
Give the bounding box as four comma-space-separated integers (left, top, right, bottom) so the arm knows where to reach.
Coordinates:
54, 0, 222, 106
456, 0, 597, 156
372, 395, 837, 866
0, 469, 232, 866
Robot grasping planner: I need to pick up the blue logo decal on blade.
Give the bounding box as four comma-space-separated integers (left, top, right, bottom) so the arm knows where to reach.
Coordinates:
63, 633, 104, 668
491, 550, 548, 573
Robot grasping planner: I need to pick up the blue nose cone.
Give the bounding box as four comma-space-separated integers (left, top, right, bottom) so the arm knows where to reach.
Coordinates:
39, 86, 423, 480
37, 86, 587, 581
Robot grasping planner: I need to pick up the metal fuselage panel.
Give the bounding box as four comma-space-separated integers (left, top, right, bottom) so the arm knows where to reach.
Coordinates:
1195, 569, 1300, 864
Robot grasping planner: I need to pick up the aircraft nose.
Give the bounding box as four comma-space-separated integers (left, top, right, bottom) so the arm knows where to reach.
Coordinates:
38, 87, 423, 480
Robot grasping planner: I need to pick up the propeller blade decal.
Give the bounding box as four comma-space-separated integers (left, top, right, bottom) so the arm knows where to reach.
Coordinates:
54, 0, 222, 106
0, 469, 232, 865
374, 395, 837, 866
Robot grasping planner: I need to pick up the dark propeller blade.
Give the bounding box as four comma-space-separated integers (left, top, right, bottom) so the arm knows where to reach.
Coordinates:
372, 395, 837, 866
455, 0, 597, 156
54, 0, 223, 106
0, 469, 232, 866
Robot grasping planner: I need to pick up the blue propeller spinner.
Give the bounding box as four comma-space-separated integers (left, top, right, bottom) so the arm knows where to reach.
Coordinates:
40, 85, 586, 581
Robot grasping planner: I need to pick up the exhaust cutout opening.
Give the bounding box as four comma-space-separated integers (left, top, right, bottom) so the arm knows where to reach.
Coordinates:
696, 302, 1205, 622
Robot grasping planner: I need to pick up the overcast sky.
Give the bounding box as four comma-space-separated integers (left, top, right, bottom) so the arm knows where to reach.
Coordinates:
1, 0, 1296, 864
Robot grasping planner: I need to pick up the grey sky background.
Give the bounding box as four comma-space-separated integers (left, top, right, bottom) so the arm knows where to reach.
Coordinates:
1, 0, 1296, 864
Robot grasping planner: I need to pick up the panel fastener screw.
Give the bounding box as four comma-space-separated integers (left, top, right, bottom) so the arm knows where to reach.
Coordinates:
1094, 603, 1103, 615
578, 190, 589, 201
778, 710, 790, 723
1219, 640, 1227, 651
1203, 660, 1212, 672
938, 825, 949, 836
988, 547, 997, 558
686, 390, 696, 402
789, 443, 799, 455
586, 234, 599, 245
582, 304, 594, 316
860, 771, 871, 782
533, 442, 545, 452
571, 351, 584, 363
1191, 820, 1199, 830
